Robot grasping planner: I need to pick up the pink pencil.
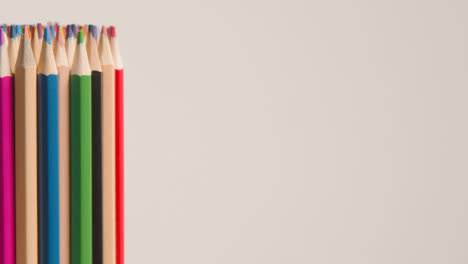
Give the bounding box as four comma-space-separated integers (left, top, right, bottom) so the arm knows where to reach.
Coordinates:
0, 27, 15, 264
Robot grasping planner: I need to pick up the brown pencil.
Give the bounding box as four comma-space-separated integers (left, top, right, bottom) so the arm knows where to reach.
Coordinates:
54, 25, 70, 264
99, 26, 116, 264
15, 26, 37, 264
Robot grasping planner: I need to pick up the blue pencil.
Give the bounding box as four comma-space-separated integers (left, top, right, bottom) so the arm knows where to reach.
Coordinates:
37, 26, 60, 264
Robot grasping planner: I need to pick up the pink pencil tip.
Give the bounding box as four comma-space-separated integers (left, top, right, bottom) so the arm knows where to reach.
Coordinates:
101, 26, 107, 36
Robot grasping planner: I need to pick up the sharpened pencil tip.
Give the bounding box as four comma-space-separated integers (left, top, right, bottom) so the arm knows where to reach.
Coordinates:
109, 26, 116, 38
38, 23, 44, 38
66, 25, 73, 39
77, 29, 84, 44
89, 25, 98, 40
0, 28, 5, 46
101, 26, 107, 37
71, 24, 77, 37
44, 27, 51, 45
50, 25, 56, 40
9, 25, 15, 38
23, 25, 30, 39
16, 25, 22, 37
56, 25, 64, 46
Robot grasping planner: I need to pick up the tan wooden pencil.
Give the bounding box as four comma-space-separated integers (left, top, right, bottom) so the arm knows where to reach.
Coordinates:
54, 25, 70, 264
98, 26, 116, 264
15, 27, 37, 264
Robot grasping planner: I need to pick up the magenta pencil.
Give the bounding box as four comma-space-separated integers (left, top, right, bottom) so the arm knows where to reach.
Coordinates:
0, 26, 15, 264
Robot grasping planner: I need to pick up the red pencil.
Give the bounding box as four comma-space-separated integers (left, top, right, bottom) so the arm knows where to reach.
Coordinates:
110, 25, 124, 264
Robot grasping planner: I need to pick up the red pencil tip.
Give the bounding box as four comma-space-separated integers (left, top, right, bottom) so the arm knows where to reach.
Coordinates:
109, 26, 116, 38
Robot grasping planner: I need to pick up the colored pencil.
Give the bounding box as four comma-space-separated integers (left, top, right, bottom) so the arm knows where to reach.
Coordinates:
8, 26, 18, 72
54, 24, 70, 264
15, 26, 38, 264
87, 24, 103, 264
0, 27, 14, 264
110, 25, 124, 264
66, 25, 76, 67
70, 29, 93, 264
100, 26, 117, 264
37, 27, 60, 264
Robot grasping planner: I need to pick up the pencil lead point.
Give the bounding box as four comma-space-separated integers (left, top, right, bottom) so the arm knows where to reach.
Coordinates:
16, 25, 22, 37
44, 27, 51, 45
66, 25, 73, 39
0, 28, 5, 46
9, 25, 15, 38
89, 25, 98, 40
77, 29, 84, 44
37, 23, 44, 39
50, 25, 56, 40
101, 26, 107, 37
71, 24, 77, 37
109, 26, 116, 38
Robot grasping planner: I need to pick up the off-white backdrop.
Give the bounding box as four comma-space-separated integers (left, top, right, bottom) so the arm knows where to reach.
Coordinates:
2, 0, 468, 263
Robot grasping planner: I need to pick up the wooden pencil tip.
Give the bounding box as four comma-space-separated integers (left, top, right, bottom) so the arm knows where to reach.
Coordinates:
23, 26, 30, 39
56, 25, 65, 46
101, 26, 107, 37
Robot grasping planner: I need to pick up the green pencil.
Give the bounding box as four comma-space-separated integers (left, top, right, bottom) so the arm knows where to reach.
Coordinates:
70, 29, 92, 264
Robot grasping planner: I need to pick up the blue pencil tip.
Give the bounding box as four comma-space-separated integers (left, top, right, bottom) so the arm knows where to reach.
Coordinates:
44, 27, 51, 45
66, 25, 73, 39
50, 25, 56, 39
9, 25, 15, 38
16, 25, 22, 37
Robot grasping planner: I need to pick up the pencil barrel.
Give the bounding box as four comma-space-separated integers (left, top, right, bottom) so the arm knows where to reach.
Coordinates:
15, 66, 38, 264
70, 74, 93, 264
115, 69, 124, 264
0, 75, 15, 264
37, 74, 60, 264
91, 70, 103, 264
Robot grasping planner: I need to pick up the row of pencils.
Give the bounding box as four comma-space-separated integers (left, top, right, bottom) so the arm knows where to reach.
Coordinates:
0, 24, 124, 264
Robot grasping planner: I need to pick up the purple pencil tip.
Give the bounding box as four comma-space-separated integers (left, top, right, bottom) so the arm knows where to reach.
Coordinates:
0, 28, 5, 46
66, 25, 73, 39
38, 23, 44, 38
88, 25, 98, 40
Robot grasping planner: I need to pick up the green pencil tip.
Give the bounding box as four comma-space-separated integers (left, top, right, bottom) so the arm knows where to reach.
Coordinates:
77, 29, 84, 44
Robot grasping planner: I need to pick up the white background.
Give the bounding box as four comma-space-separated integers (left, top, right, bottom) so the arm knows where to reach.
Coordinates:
3, 0, 468, 263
